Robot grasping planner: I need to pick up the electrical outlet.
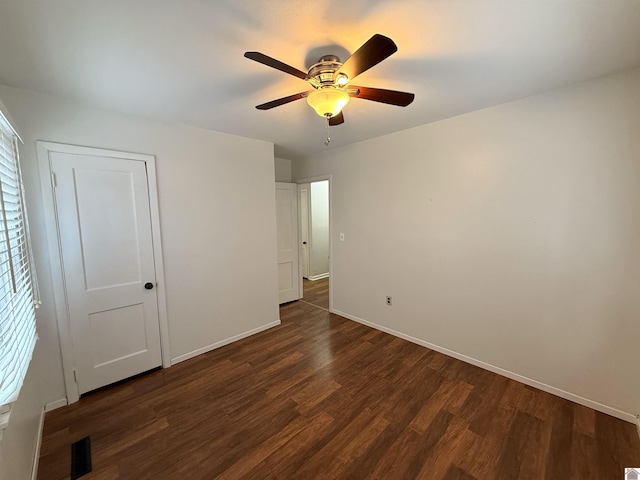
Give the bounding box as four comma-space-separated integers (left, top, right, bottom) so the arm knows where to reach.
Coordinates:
386, 296, 392, 306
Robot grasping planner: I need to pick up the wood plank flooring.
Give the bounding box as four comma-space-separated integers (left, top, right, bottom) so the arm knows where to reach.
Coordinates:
38, 295, 640, 479
302, 277, 329, 310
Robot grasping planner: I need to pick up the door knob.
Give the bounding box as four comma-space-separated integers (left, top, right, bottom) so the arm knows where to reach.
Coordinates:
144, 282, 154, 290
302, 241, 307, 245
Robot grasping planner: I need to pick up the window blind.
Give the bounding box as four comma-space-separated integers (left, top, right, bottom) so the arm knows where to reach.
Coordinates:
0, 111, 38, 408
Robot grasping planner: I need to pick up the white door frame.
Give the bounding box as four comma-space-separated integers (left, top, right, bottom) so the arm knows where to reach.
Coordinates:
296, 175, 333, 312
37, 141, 171, 404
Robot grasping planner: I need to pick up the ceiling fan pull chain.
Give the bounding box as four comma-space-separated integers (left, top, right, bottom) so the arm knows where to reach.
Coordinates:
324, 117, 331, 146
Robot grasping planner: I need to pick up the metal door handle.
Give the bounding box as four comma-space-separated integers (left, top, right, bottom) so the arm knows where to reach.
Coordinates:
302, 241, 307, 245
144, 282, 154, 290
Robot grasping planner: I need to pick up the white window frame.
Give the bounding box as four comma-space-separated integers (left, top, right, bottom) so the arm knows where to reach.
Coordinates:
0, 109, 39, 440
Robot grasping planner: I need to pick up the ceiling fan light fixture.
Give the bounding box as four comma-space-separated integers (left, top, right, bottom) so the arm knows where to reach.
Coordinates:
307, 87, 350, 118
335, 73, 349, 86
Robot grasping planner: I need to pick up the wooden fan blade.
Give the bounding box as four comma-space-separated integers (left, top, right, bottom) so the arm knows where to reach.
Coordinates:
244, 52, 308, 80
351, 86, 415, 106
335, 34, 397, 82
255, 91, 311, 110
329, 112, 344, 126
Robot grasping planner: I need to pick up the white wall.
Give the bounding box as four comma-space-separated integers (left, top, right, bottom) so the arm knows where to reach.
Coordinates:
293, 68, 640, 420
0, 85, 280, 414
310, 180, 329, 278
0, 346, 43, 480
274, 157, 291, 182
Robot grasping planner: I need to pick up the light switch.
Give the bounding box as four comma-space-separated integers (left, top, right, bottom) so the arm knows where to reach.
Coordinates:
339, 233, 345, 241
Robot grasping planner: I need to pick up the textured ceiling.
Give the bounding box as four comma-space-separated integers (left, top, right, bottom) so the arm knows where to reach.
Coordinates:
1, 0, 639, 159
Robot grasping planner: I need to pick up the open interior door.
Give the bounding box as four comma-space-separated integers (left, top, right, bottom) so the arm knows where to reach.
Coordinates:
275, 183, 301, 303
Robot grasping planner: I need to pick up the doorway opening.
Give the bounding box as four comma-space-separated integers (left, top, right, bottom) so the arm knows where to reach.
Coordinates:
298, 177, 331, 311
302, 277, 329, 310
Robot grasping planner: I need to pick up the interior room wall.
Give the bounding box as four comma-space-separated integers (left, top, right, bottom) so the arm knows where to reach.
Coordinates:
0, 346, 43, 480
274, 157, 292, 182
292, 68, 640, 420
0, 85, 280, 414
310, 180, 330, 278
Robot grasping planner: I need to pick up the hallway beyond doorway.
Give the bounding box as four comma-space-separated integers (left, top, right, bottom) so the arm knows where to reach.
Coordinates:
302, 277, 329, 311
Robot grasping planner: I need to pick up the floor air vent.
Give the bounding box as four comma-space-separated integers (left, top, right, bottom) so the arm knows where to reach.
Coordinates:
70, 436, 92, 479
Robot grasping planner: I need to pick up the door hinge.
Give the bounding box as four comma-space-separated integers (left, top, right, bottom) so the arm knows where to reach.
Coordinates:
73, 369, 78, 384
51, 172, 57, 188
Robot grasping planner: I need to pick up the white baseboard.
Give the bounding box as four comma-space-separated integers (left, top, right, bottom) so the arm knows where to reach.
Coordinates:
636, 415, 640, 441
32, 399, 67, 478
333, 309, 637, 424
45, 398, 67, 412
308, 273, 329, 281
30, 407, 45, 480
171, 320, 281, 364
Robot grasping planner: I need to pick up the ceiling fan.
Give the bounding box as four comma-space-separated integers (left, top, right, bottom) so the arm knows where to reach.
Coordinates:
244, 34, 415, 127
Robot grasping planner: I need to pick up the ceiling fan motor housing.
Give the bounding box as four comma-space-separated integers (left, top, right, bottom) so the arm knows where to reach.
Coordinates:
307, 55, 343, 88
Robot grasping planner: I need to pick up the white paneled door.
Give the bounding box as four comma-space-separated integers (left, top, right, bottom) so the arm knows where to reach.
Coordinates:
275, 183, 300, 304
298, 184, 310, 279
51, 151, 162, 394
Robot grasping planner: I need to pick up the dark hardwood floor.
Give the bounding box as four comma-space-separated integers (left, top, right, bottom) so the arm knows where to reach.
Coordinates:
38, 296, 640, 479
302, 277, 329, 310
